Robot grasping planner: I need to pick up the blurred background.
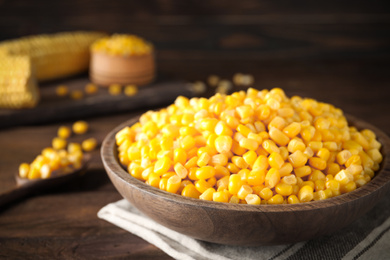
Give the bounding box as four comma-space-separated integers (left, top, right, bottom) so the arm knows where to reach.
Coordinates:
0, 0, 389, 125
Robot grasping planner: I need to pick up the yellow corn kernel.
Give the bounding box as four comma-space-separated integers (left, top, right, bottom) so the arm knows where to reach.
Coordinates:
367, 149, 383, 164
294, 166, 311, 178
252, 155, 269, 171
196, 166, 215, 179
279, 146, 289, 160
85, 83, 99, 94
214, 165, 230, 179
226, 162, 240, 174
199, 187, 216, 201
282, 174, 297, 185
341, 181, 357, 193
197, 152, 211, 167
268, 194, 284, 204
159, 177, 168, 191
52, 137, 67, 150
232, 156, 248, 169
347, 164, 363, 175
248, 132, 263, 143
232, 140, 246, 155
154, 156, 172, 175
287, 139, 306, 153
229, 195, 240, 204
279, 163, 293, 177
259, 187, 273, 200
237, 185, 253, 200
72, 120, 89, 134
268, 152, 285, 170
124, 85, 138, 96
268, 116, 286, 130
56, 85, 69, 96
269, 127, 289, 146
180, 135, 196, 151
208, 154, 227, 167
236, 105, 254, 119
166, 175, 181, 194
287, 195, 300, 204
174, 163, 188, 179
283, 122, 301, 138
147, 173, 161, 188
70, 90, 84, 100
195, 179, 212, 193
236, 124, 251, 137
213, 191, 229, 203
173, 148, 187, 165
345, 154, 361, 167
309, 170, 326, 182
228, 174, 243, 195
108, 84, 122, 95
336, 150, 352, 165
326, 179, 341, 191
129, 164, 143, 180
275, 183, 293, 196
238, 168, 250, 181
179, 183, 200, 199
288, 150, 307, 168
298, 185, 314, 202
215, 121, 233, 136
82, 138, 97, 152
215, 135, 233, 154
239, 137, 259, 151
247, 169, 265, 186
245, 194, 261, 205
257, 105, 271, 120
19, 163, 30, 178
334, 170, 353, 185
224, 115, 240, 129
309, 157, 327, 170
265, 168, 280, 188
241, 150, 256, 167
262, 140, 280, 154
57, 126, 71, 139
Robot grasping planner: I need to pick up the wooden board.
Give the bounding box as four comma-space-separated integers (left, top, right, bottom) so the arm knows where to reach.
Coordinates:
0, 75, 196, 128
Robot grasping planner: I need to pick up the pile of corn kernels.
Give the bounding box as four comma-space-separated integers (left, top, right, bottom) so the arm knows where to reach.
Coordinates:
115, 88, 383, 204
19, 120, 97, 180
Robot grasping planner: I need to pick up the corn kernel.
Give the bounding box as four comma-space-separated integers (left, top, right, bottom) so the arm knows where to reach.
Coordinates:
52, 137, 67, 150
82, 138, 98, 152
215, 135, 233, 154
58, 126, 71, 139
298, 185, 314, 202
72, 120, 89, 134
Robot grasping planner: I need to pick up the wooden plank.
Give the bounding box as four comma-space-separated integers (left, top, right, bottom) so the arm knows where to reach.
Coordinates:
0, 76, 196, 128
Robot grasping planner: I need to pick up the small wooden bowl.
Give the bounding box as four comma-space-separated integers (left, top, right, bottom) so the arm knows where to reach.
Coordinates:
90, 52, 155, 86
101, 114, 390, 246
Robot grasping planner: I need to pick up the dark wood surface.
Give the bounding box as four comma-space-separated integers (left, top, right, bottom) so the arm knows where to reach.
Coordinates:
0, 0, 390, 259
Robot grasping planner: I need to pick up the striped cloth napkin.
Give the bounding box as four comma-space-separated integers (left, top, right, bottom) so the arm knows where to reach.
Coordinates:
98, 194, 390, 260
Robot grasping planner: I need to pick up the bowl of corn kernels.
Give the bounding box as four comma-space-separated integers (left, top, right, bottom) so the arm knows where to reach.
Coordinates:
101, 87, 390, 245
90, 34, 155, 87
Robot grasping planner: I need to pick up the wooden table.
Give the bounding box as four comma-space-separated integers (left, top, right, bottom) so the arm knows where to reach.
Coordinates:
0, 59, 389, 259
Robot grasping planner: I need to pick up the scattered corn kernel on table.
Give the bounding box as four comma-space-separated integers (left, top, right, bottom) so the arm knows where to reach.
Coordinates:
0, 58, 390, 259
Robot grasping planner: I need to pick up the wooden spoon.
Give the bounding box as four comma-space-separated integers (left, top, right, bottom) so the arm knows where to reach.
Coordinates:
0, 155, 90, 208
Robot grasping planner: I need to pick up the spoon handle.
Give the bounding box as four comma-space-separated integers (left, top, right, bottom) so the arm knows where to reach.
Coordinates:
0, 184, 32, 209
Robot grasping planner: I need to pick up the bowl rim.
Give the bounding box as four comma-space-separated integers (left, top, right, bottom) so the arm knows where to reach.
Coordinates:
101, 113, 390, 213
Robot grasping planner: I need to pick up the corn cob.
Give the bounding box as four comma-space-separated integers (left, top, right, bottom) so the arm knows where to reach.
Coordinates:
0, 31, 106, 109
0, 31, 107, 81
0, 55, 39, 109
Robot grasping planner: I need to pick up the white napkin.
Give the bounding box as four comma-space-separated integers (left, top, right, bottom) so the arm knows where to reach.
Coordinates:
98, 199, 390, 260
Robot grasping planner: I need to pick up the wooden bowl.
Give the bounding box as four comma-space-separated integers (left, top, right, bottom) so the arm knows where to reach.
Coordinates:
101, 114, 390, 246
90, 52, 155, 86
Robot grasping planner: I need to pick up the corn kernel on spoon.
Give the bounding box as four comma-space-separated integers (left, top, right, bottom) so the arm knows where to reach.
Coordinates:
0, 154, 90, 209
